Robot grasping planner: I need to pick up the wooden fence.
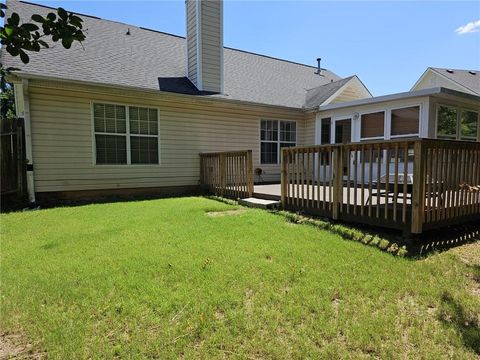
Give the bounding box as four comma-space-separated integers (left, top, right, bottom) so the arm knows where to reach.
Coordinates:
281, 139, 480, 234
200, 150, 254, 199
1, 117, 26, 197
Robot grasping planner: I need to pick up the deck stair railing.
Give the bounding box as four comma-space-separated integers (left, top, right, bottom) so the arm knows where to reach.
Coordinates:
200, 150, 254, 199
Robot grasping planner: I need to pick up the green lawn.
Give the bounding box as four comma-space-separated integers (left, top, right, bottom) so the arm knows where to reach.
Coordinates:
1, 197, 479, 359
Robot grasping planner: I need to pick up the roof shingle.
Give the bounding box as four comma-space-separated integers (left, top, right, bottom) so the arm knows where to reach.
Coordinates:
2, 0, 345, 108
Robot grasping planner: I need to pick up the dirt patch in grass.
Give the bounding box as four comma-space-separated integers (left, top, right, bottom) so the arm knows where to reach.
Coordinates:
0, 332, 44, 359
450, 242, 480, 267
206, 209, 246, 217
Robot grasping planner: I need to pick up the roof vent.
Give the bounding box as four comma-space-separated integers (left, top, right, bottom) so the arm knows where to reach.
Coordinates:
469, 71, 477, 75
446, 69, 454, 74
126, 28, 131, 35
316, 58, 322, 75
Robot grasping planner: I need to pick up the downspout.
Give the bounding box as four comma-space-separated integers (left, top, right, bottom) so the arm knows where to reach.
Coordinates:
21, 79, 36, 205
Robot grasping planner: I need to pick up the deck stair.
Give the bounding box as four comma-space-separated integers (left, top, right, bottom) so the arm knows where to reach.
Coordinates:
239, 197, 281, 209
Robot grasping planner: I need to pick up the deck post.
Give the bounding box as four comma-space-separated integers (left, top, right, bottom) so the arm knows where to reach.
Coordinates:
411, 140, 426, 234
246, 150, 254, 197
219, 153, 226, 197
281, 148, 287, 206
332, 146, 343, 220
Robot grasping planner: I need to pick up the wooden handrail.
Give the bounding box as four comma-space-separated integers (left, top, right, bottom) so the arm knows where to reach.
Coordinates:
199, 150, 253, 199
281, 138, 480, 234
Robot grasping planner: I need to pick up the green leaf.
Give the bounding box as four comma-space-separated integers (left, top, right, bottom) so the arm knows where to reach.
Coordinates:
4, 25, 13, 36
22, 23, 39, 32
61, 37, 72, 49
19, 50, 29, 64
10, 12, 20, 26
37, 39, 49, 48
57, 7, 68, 20
46, 12, 56, 21
31, 14, 44, 23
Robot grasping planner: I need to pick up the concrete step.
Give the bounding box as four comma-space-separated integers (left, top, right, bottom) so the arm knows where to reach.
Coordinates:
239, 197, 281, 209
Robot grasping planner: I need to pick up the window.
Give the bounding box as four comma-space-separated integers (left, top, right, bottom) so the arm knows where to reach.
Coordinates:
460, 110, 478, 141
93, 103, 159, 165
360, 111, 384, 139
260, 120, 296, 164
94, 103, 127, 164
129, 107, 159, 164
437, 105, 457, 139
391, 106, 419, 136
321, 118, 331, 144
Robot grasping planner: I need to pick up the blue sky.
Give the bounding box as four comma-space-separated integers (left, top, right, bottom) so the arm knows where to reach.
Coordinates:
14, 1, 480, 95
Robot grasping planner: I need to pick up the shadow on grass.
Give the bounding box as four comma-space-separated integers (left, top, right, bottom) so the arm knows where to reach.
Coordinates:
439, 291, 480, 355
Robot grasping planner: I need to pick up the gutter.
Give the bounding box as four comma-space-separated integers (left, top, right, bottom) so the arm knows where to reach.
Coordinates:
21, 79, 36, 205
10, 72, 306, 113
317, 87, 480, 112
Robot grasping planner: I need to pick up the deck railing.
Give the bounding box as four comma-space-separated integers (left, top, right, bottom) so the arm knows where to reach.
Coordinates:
281, 139, 480, 234
200, 150, 254, 199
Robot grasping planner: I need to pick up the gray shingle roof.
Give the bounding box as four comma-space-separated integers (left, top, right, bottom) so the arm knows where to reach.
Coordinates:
2, 0, 344, 108
304, 76, 354, 109
431, 67, 480, 95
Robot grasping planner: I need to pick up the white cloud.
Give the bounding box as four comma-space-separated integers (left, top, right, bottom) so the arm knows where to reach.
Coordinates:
455, 19, 480, 35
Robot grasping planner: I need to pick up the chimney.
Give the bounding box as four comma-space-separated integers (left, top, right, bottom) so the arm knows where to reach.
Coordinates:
186, 0, 223, 93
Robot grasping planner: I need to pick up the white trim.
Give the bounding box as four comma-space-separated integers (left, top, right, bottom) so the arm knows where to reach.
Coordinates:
389, 103, 422, 138
320, 76, 373, 107
259, 119, 296, 165
331, 116, 353, 144
90, 101, 161, 166
358, 109, 386, 141
21, 79, 36, 204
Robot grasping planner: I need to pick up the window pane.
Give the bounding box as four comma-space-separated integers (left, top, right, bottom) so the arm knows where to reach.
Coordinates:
95, 135, 126, 164
391, 106, 419, 136
280, 121, 296, 142
460, 110, 478, 140
131, 136, 159, 164
321, 118, 331, 144
261, 142, 278, 164
437, 106, 457, 138
129, 106, 157, 135
361, 111, 384, 138
93, 103, 126, 134
261, 120, 278, 141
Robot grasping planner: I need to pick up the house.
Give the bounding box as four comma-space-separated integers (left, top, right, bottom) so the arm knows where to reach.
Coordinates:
412, 67, 480, 96
2, 0, 371, 204
2, 0, 479, 206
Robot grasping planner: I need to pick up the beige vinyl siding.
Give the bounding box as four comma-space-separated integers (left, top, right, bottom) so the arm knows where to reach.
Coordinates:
303, 113, 316, 145
186, 1, 197, 84
413, 72, 472, 94
28, 81, 307, 192
199, 0, 222, 92
330, 84, 365, 104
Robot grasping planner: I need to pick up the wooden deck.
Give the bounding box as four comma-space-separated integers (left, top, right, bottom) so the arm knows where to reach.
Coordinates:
200, 139, 480, 234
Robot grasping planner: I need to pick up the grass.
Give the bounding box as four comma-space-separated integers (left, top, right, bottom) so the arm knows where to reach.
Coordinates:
1, 197, 479, 359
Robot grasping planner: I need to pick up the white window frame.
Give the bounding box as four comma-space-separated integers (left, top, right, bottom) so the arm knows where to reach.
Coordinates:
435, 103, 479, 141
91, 101, 161, 166
260, 119, 296, 165
358, 109, 386, 141
390, 104, 421, 139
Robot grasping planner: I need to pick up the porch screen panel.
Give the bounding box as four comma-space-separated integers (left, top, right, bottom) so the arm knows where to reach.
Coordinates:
460, 110, 478, 141
391, 106, 419, 136
361, 111, 384, 139
437, 106, 457, 139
